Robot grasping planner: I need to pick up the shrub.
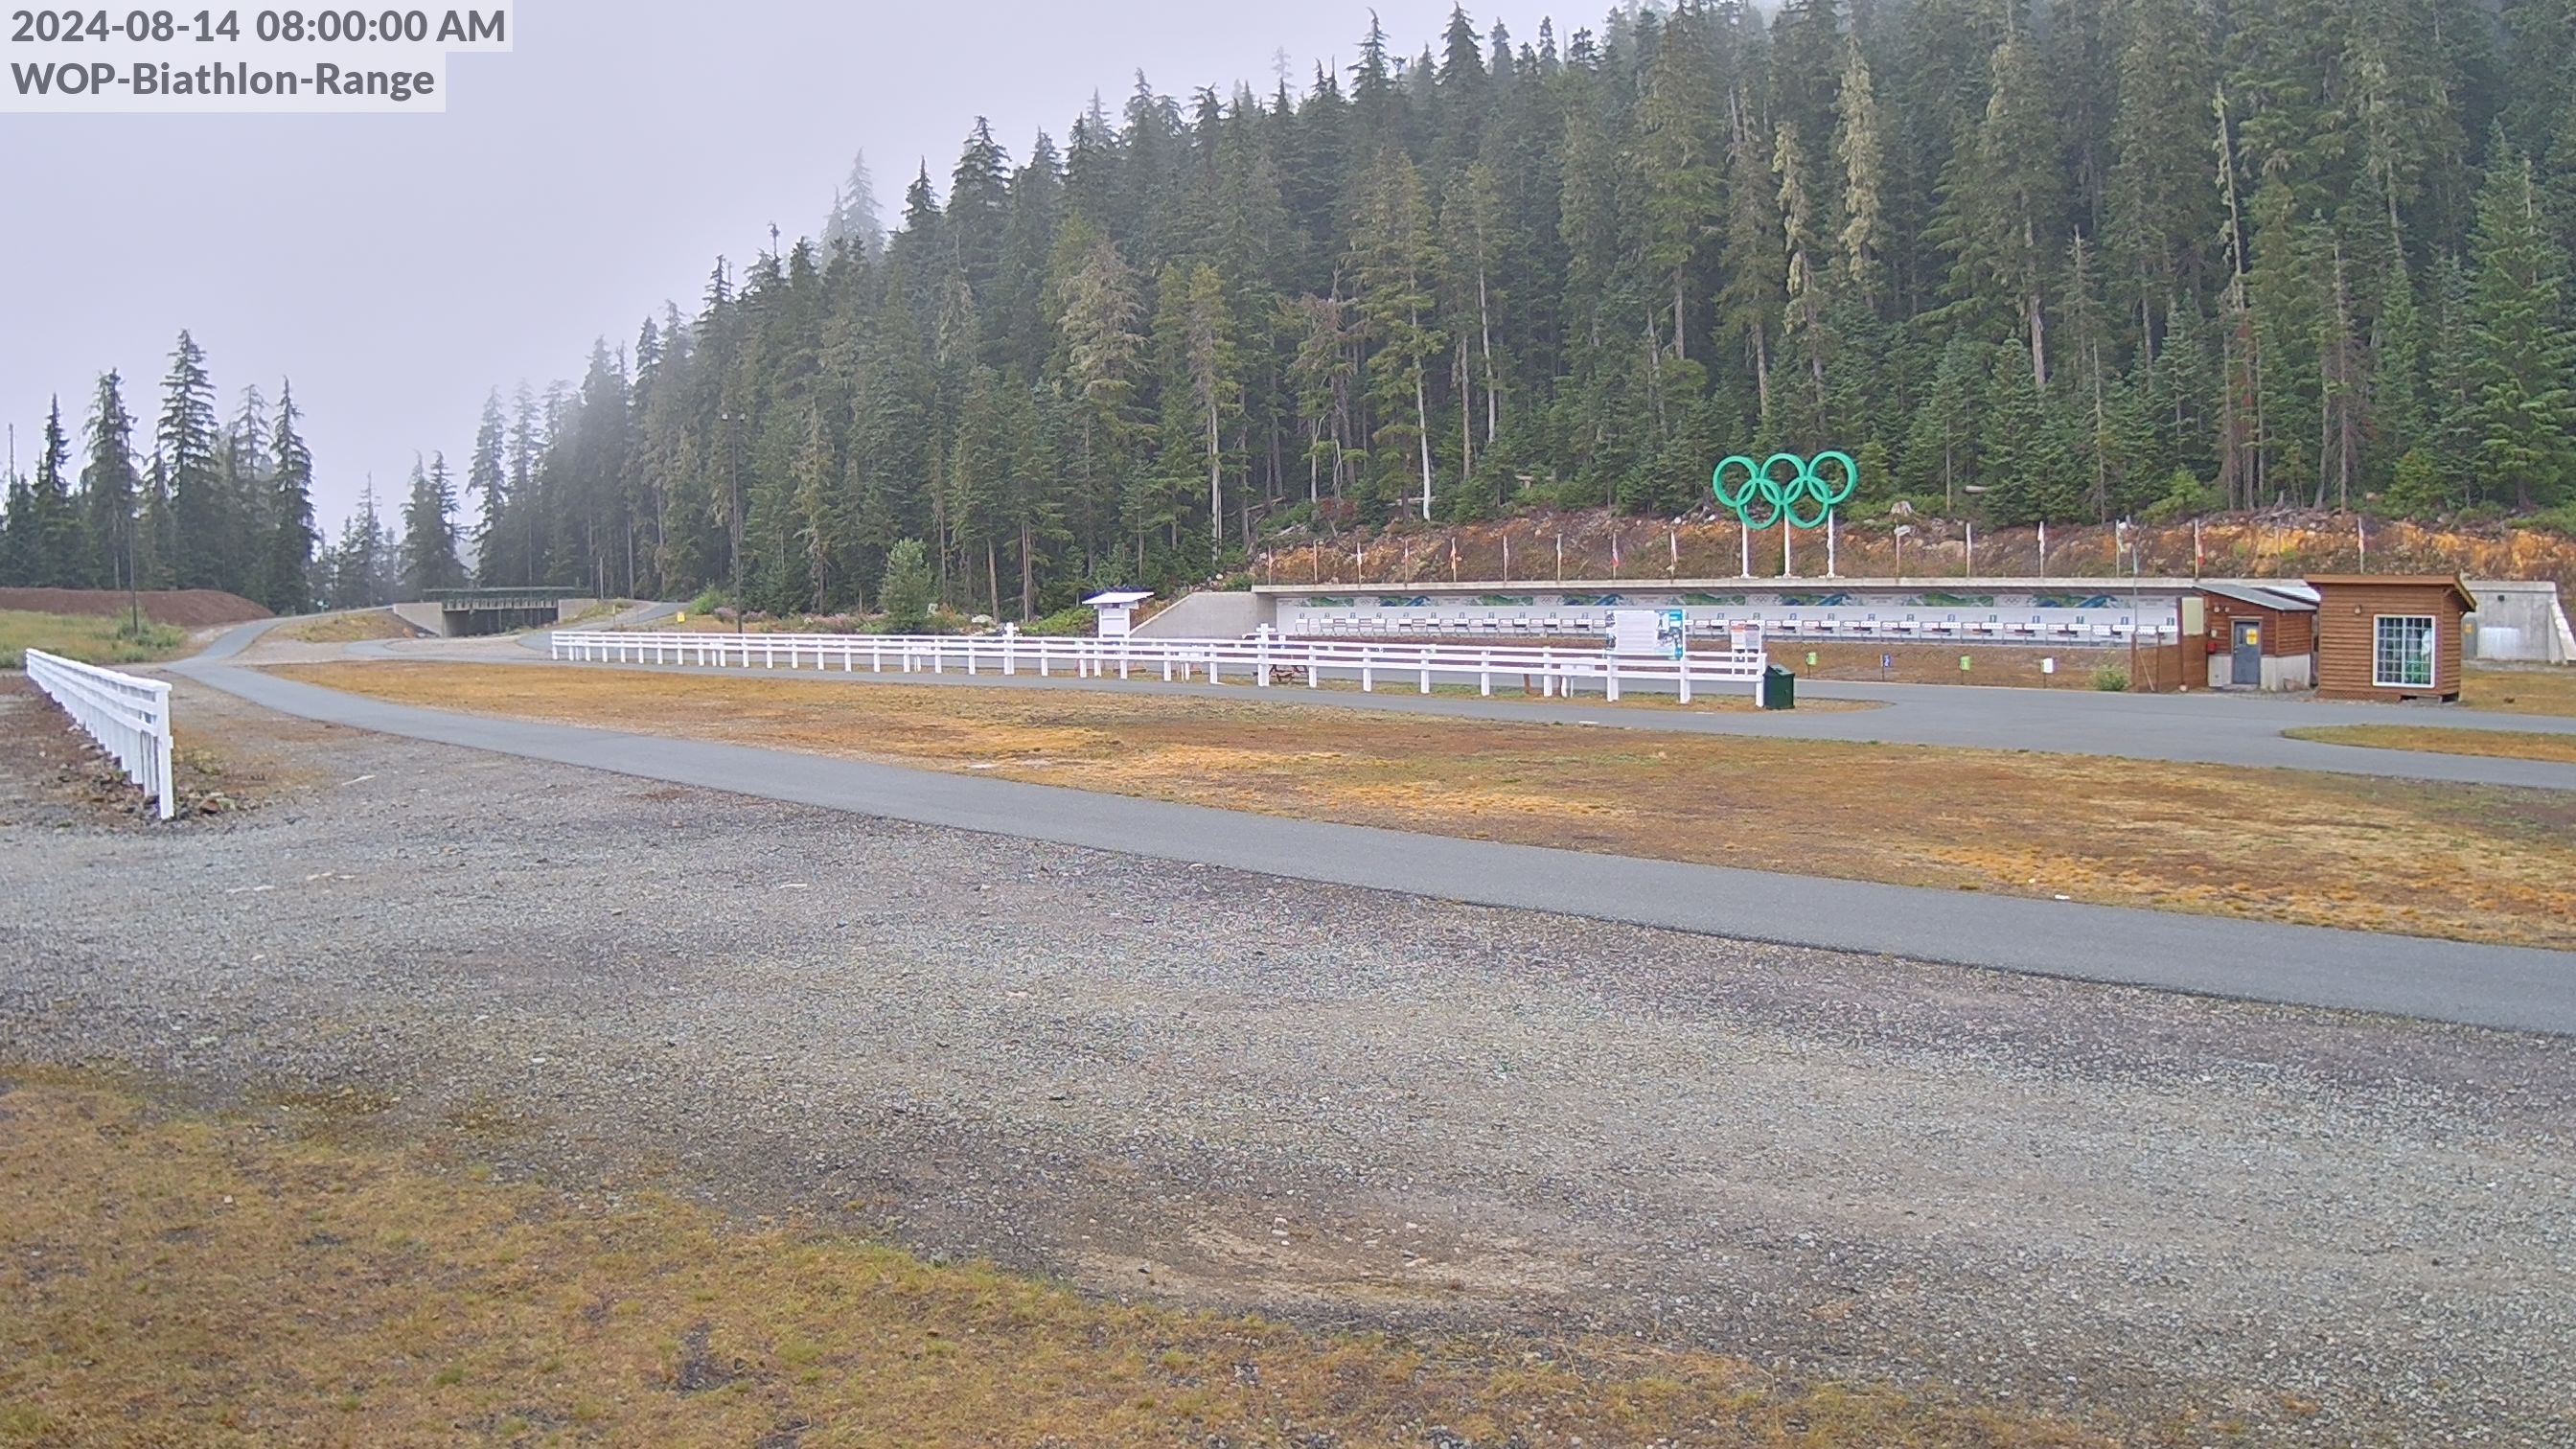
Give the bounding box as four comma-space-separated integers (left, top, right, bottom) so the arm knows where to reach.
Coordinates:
2383, 448, 2450, 520
1019, 606, 1096, 637
2092, 666, 2131, 692
2510, 502, 2576, 539
2139, 470, 2221, 524
106, 621, 185, 664
877, 539, 932, 632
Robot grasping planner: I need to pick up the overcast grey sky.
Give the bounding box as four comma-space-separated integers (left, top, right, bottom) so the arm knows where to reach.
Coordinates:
1, 0, 1472, 527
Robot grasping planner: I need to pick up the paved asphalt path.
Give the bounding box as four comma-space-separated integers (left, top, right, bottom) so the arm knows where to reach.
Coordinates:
402, 623, 2576, 790
175, 620, 2576, 1034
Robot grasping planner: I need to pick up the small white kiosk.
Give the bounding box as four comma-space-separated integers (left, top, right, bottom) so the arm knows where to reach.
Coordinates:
1084, 589, 1154, 640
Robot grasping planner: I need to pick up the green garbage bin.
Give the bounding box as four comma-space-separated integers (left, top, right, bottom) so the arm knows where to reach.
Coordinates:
1761, 665, 1796, 710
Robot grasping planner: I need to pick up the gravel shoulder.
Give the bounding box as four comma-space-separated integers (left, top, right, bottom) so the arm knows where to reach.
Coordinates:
4, 680, 2572, 1445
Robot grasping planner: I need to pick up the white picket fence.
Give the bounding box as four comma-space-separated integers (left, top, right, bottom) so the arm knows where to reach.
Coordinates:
23, 649, 175, 820
550, 629, 1771, 705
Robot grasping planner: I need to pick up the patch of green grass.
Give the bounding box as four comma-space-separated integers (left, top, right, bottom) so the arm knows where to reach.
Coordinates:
0, 610, 189, 670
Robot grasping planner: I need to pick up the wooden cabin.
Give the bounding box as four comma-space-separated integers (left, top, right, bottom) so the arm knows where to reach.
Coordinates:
2307, 576, 2476, 702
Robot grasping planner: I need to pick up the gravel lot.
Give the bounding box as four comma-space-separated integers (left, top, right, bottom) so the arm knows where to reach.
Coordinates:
4, 678, 2573, 1445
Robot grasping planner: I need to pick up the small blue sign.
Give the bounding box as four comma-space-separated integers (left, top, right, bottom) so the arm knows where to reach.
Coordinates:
1882, 654, 1894, 671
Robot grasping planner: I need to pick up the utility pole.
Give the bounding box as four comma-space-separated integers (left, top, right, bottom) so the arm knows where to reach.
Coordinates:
722, 409, 745, 636
2122, 519, 2141, 690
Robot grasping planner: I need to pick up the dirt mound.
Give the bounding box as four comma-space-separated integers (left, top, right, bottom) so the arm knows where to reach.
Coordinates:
0, 588, 271, 628
1254, 509, 2576, 590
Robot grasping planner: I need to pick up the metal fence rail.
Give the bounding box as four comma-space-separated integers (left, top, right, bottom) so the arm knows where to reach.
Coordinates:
551, 630, 1769, 705
24, 649, 174, 820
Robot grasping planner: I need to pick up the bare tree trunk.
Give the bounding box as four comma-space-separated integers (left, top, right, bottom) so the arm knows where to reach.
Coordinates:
2215, 85, 2256, 510
1415, 370, 1434, 520
1458, 338, 1474, 486
2332, 238, 2358, 512
1644, 315, 1670, 441
1674, 271, 1689, 362
1478, 264, 1499, 445
2027, 288, 2049, 388
1751, 324, 1772, 421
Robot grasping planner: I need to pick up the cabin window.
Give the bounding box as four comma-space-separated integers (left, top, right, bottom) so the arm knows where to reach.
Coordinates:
2374, 615, 2436, 688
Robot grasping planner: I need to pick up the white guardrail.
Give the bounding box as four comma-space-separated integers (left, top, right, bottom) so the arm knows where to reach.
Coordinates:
551, 630, 1771, 705
23, 649, 175, 820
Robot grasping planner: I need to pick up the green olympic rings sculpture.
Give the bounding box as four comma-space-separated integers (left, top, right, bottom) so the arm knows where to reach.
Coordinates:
1713, 450, 1859, 531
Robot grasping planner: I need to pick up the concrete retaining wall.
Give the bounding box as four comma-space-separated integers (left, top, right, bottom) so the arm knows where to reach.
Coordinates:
389, 602, 449, 637
2465, 581, 2572, 663
1131, 591, 1269, 639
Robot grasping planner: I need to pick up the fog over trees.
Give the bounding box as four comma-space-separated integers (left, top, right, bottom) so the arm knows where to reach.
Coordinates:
15, 0, 2575, 617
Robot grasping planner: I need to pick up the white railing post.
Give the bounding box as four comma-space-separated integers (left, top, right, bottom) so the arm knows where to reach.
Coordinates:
542, 629, 1770, 718
24, 650, 175, 821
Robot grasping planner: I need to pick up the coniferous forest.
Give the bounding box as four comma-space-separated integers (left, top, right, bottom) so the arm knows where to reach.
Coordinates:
13, 0, 2576, 620
0, 332, 465, 614
0, 335, 335, 613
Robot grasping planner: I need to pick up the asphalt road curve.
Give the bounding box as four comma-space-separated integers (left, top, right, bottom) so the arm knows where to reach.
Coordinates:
176, 621, 2576, 1036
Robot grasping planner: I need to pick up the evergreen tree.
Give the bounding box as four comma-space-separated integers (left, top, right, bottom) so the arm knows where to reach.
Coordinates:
80, 372, 141, 592
260, 384, 317, 614
326, 477, 395, 609
25, 401, 81, 587
0, 460, 31, 587
158, 332, 226, 590
400, 454, 467, 598
878, 537, 932, 630
219, 384, 272, 593
469, 390, 508, 582
1832, 37, 1891, 312
372, 0, 2576, 612
1169, 263, 1241, 558
2371, 262, 2428, 478
1637, 13, 1722, 361
823, 150, 886, 259
1347, 147, 1445, 518
2468, 138, 2576, 508
137, 447, 175, 589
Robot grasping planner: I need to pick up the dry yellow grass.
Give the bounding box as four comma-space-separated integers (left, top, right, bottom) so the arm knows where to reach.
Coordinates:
2462, 664, 2576, 717
0, 1071, 2111, 1448
270, 661, 2576, 950
2285, 724, 2576, 764
280, 610, 421, 644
